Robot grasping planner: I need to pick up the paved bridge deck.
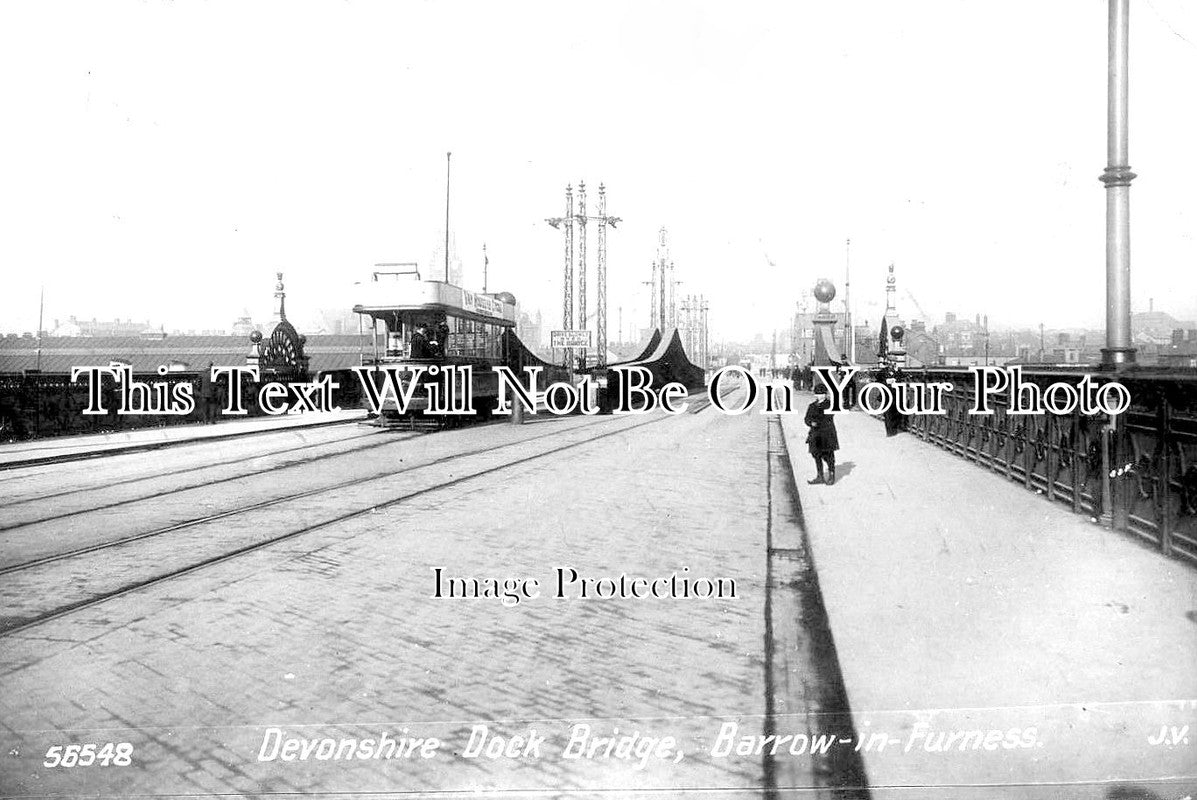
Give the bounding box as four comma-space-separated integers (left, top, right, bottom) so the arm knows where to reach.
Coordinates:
0, 395, 833, 796
778, 390, 1197, 799
0, 389, 1192, 797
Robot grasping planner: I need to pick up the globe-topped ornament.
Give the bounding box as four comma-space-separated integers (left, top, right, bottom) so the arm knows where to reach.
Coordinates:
891, 324, 905, 342
813, 279, 836, 304
249, 330, 263, 344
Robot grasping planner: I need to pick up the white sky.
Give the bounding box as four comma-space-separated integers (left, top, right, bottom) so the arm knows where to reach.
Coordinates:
1, 0, 1195, 340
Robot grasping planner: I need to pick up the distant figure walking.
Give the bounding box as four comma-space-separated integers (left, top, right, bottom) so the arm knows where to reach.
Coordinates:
804, 383, 840, 485
200, 362, 219, 424
877, 364, 907, 436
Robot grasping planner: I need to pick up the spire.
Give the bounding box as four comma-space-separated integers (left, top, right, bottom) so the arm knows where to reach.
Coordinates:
273, 272, 287, 324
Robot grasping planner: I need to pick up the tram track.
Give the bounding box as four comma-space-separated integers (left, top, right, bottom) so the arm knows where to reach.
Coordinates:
0, 416, 369, 473
0, 411, 675, 637
0, 416, 594, 575
0, 427, 423, 531
2, 381, 737, 525
0, 424, 384, 511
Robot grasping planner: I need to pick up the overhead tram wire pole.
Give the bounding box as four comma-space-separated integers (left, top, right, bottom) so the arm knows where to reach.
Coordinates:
1101, 0, 1135, 367
547, 183, 620, 369
547, 186, 575, 368
1098, 0, 1136, 535
444, 152, 452, 283
595, 184, 617, 367
577, 181, 588, 367
844, 238, 853, 364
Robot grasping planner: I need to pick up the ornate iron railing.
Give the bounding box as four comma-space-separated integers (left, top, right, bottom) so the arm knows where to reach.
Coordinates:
895, 366, 1197, 567
0, 371, 270, 441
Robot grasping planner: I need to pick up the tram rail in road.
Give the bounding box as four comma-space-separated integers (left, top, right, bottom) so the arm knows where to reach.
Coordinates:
0, 408, 699, 639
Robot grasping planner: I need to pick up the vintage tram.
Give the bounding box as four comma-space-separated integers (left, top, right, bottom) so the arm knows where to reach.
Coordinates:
352, 272, 566, 425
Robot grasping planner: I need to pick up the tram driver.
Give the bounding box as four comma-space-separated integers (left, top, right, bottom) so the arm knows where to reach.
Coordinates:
432, 314, 450, 359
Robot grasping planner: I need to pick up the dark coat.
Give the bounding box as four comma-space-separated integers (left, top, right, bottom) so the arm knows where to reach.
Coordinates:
804, 399, 840, 454
199, 369, 216, 400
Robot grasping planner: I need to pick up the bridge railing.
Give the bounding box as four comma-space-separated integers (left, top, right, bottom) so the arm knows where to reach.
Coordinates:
0, 370, 300, 442
895, 366, 1197, 567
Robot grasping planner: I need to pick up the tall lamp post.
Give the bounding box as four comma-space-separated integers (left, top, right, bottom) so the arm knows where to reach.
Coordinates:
1100, 0, 1136, 366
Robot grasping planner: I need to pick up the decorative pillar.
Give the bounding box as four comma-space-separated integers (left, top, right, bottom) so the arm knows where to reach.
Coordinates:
812, 279, 842, 367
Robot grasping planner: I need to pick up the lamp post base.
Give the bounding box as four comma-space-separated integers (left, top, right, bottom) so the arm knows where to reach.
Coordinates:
1100, 347, 1136, 368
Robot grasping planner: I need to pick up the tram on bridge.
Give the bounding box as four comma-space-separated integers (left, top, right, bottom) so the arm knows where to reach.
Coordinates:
352, 272, 566, 424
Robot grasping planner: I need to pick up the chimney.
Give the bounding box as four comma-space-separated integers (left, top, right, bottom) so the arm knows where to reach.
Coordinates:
1188, 329, 1197, 342
1173, 329, 1184, 345
1149, 298, 1154, 312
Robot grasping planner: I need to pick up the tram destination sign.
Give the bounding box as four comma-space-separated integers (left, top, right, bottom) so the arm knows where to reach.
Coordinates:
550, 330, 592, 350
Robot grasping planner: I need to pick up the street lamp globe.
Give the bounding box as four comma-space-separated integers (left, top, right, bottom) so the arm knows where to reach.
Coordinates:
813, 279, 836, 304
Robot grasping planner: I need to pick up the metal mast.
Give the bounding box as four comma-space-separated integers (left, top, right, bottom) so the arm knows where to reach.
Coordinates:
444, 152, 451, 282
576, 181, 588, 351
684, 295, 694, 354
646, 273, 655, 330
845, 238, 853, 363
656, 227, 668, 332
668, 262, 677, 331
544, 186, 576, 367
596, 184, 608, 366
562, 186, 574, 330
547, 181, 619, 367
1101, 0, 1136, 365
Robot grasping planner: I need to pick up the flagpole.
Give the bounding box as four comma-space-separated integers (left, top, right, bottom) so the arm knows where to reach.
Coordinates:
844, 238, 852, 364
444, 152, 452, 283
483, 242, 488, 293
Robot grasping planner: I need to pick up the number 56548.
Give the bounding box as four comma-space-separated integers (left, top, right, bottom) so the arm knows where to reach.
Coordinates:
43, 742, 133, 768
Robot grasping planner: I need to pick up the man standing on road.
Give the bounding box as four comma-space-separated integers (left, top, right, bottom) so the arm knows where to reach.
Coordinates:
804, 382, 840, 485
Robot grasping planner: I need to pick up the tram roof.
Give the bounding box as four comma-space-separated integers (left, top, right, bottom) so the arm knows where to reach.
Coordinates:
352, 279, 517, 325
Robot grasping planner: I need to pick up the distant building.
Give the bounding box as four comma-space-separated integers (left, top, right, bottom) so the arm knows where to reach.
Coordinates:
1158, 329, 1197, 368
50, 316, 158, 338
1132, 310, 1196, 342
0, 333, 369, 374
931, 312, 984, 354
516, 309, 543, 354
231, 315, 256, 338
902, 321, 943, 367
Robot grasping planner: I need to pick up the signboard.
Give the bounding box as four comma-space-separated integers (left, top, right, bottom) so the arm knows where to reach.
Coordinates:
551, 330, 593, 349
461, 290, 503, 318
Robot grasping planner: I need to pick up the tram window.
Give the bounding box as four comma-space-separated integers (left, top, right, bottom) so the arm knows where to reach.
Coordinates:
436, 317, 497, 359
446, 316, 466, 357
481, 323, 500, 359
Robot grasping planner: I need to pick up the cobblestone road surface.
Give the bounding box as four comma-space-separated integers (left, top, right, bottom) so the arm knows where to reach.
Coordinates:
0, 405, 821, 798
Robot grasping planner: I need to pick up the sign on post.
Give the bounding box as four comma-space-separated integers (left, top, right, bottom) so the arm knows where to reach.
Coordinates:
550, 330, 593, 350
